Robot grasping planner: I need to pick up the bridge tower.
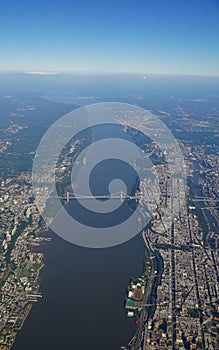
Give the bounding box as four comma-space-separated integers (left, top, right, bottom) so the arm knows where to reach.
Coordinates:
120, 191, 123, 201
66, 191, 70, 203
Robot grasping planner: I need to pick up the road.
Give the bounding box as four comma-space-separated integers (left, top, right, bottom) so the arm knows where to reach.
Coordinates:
134, 232, 156, 350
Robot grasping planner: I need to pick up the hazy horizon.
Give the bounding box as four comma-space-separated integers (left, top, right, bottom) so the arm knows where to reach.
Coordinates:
1, 0, 219, 76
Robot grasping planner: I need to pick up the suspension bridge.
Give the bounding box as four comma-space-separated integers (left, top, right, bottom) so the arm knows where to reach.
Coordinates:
191, 197, 218, 202
65, 190, 142, 202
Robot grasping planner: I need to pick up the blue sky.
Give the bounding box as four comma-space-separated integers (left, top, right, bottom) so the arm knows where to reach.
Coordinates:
0, 0, 219, 75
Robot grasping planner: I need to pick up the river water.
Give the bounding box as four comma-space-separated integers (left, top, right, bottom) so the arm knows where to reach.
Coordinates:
12, 230, 144, 350
193, 161, 218, 235
13, 124, 145, 350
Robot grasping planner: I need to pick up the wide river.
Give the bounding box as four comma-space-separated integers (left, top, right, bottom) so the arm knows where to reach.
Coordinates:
13, 124, 146, 350
12, 230, 144, 350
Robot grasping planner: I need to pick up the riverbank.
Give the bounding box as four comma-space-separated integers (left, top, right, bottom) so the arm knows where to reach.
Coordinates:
12, 226, 145, 350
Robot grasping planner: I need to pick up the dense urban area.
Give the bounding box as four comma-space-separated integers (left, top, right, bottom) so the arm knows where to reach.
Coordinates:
0, 91, 218, 350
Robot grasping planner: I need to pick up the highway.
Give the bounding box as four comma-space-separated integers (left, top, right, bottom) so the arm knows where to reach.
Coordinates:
134, 231, 156, 350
